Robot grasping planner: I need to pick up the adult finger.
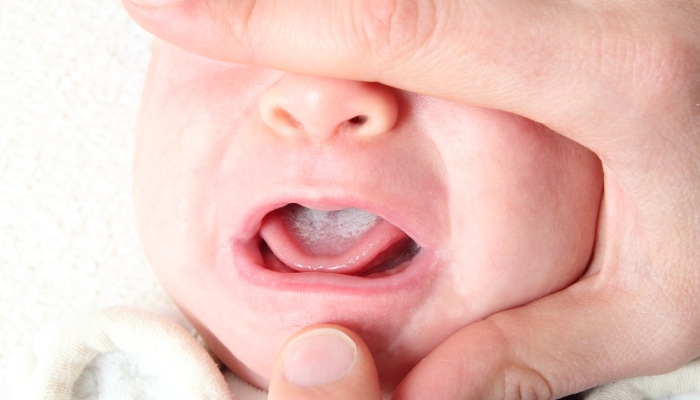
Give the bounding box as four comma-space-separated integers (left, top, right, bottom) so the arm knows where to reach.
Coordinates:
266, 325, 381, 400
122, 0, 698, 149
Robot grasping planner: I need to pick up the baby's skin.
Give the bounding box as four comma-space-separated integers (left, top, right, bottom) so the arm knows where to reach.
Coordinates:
133, 41, 603, 395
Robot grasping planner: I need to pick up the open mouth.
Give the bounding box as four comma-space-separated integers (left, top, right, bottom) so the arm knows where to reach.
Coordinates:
258, 204, 421, 278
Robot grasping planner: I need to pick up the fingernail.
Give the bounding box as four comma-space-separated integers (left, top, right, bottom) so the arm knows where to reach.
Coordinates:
283, 328, 357, 387
130, 0, 183, 7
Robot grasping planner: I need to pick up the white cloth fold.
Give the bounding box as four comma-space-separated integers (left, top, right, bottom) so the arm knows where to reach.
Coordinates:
10, 307, 267, 400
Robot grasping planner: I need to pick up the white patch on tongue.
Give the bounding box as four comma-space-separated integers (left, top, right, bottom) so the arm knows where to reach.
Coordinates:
286, 205, 381, 255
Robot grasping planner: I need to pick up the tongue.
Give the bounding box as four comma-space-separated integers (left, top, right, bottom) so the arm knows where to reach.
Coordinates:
259, 204, 409, 274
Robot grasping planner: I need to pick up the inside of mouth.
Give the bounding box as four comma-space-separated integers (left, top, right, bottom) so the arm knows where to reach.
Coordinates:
258, 204, 420, 277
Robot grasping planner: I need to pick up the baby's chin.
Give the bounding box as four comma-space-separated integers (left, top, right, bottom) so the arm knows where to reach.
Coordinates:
197, 306, 462, 395
170, 243, 585, 396
166, 228, 454, 393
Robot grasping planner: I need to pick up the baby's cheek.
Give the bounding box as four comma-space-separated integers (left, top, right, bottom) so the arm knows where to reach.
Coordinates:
433, 108, 601, 317
134, 46, 272, 277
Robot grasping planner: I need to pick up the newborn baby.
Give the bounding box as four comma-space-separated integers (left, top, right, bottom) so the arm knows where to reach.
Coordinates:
132, 39, 603, 396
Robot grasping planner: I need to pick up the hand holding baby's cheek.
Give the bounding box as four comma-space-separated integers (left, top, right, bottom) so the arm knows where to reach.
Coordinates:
267, 325, 381, 400
124, 0, 700, 398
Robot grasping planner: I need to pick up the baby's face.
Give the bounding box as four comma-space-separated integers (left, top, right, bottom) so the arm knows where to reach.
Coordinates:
133, 42, 602, 394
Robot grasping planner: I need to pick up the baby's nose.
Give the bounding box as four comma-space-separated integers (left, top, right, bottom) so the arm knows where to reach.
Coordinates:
259, 73, 398, 143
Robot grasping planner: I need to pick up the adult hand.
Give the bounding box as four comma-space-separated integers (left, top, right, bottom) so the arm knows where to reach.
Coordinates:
122, 1, 700, 398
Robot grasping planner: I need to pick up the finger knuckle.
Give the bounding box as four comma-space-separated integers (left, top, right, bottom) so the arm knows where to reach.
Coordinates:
641, 37, 698, 103
213, 0, 259, 57
502, 365, 554, 400
612, 9, 700, 108
353, 0, 439, 62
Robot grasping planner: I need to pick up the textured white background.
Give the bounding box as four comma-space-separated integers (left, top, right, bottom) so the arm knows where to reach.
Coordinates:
0, 0, 171, 396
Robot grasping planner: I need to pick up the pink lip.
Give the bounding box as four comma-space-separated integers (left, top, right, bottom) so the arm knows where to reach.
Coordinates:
229, 196, 440, 295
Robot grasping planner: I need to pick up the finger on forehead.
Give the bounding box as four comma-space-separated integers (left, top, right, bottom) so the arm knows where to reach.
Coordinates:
122, 0, 697, 144
122, 0, 575, 101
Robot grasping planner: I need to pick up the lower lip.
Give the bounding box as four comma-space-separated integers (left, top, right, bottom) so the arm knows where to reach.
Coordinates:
232, 238, 439, 294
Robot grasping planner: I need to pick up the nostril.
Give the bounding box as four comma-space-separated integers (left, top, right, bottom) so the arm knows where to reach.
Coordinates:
259, 74, 398, 142
348, 115, 369, 125
274, 108, 304, 130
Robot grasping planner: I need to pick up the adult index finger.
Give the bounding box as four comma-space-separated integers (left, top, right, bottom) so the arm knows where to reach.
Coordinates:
122, 0, 699, 159
120, 0, 560, 107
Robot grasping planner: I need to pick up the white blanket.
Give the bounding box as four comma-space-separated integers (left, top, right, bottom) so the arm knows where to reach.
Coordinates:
8, 307, 267, 400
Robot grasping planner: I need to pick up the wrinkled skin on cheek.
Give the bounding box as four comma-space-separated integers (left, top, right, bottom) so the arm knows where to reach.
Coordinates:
133, 42, 603, 394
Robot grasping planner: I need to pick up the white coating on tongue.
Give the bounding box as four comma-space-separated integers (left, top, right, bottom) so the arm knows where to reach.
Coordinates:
286, 206, 381, 255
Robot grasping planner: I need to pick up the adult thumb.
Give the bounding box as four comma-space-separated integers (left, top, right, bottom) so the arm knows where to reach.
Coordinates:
267, 325, 382, 400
